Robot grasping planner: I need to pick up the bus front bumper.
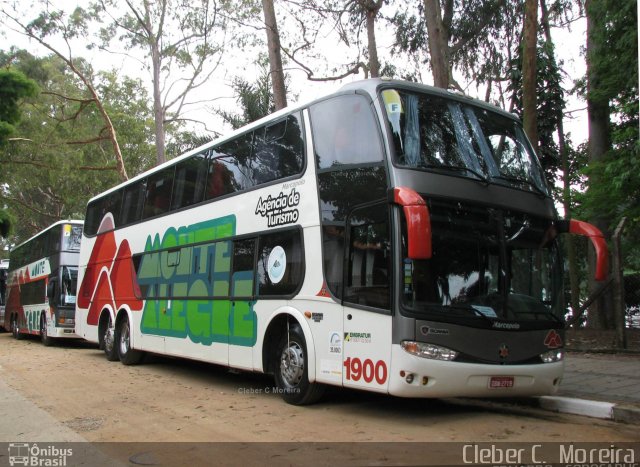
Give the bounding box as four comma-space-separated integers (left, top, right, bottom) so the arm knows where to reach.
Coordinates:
388, 344, 563, 398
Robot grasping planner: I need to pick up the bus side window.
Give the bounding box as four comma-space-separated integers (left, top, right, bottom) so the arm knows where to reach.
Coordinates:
253, 114, 304, 184
121, 180, 146, 226
256, 229, 304, 297
345, 203, 390, 310
310, 95, 383, 169
207, 135, 253, 200
172, 152, 208, 210
143, 166, 175, 219
231, 239, 255, 298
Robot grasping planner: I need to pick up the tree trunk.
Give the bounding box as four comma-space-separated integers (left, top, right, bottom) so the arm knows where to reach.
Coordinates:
151, 41, 166, 166
358, 0, 382, 78
423, 0, 450, 89
262, 0, 287, 110
586, 0, 613, 329
522, 0, 538, 154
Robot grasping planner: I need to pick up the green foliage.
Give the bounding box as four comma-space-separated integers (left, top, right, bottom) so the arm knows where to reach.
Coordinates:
217, 61, 277, 129
390, 0, 519, 87
0, 51, 155, 244
509, 37, 565, 182
0, 68, 38, 146
0, 209, 14, 238
580, 0, 639, 269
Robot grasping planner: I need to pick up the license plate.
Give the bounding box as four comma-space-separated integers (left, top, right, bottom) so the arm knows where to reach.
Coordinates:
489, 376, 514, 389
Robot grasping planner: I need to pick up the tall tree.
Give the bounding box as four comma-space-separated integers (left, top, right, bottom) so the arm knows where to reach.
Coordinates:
391, 0, 510, 92
93, 0, 233, 165
521, 0, 538, 153
277, 0, 385, 81
581, 0, 638, 328
584, 0, 613, 329
357, 0, 384, 77
262, 0, 287, 109
423, 0, 449, 88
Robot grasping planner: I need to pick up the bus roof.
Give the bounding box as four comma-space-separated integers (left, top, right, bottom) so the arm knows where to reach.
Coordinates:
87, 78, 522, 204
10, 220, 84, 252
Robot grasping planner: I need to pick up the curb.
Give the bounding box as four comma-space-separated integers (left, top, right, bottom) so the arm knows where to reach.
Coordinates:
534, 396, 640, 424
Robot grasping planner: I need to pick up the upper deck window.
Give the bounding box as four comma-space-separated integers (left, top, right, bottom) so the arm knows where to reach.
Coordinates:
382, 89, 548, 195
310, 94, 384, 169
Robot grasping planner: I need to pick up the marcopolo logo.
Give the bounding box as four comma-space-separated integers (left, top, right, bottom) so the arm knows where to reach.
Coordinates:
8, 443, 72, 466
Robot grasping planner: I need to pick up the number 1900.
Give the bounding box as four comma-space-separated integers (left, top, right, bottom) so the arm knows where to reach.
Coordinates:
343, 357, 387, 384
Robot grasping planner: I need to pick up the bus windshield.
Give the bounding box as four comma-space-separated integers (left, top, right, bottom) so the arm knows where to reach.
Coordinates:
401, 199, 563, 325
382, 88, 548, 195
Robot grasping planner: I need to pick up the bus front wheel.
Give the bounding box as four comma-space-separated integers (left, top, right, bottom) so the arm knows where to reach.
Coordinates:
274, 323, 325, 405
116, 315, 143, 365
40, 314, 54, 347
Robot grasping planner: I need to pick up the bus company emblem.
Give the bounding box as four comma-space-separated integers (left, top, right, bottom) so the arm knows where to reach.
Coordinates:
329, 332, 342, 354
420, 326, 449, 336
492, 321, 520, 330
344, 332, 371, 343
544, 329, 563, 349
255, 188, 300, 227
498, 343, 509, 359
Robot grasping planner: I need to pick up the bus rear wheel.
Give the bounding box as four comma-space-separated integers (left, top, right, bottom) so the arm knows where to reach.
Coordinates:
116, 316, 143, 365
102, 314, 119, 361
274, 324, 325, 405
40, 314, 54, 346
11, 315, 23, 340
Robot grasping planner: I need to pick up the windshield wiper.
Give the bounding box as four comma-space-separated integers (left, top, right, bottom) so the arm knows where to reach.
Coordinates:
492, 174, 547, 198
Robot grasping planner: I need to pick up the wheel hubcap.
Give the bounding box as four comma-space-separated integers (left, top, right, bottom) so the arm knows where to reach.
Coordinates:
280, 340, 304, 387
119, 322, 130, 355
104, 323, 114, 352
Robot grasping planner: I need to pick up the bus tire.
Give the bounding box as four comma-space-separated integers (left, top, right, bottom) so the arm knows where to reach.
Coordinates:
116, 315, 143, 365
102, 314, 119, 361
40, 314, 54, 347
274, 323, 325, 405
11, 315, 24, 340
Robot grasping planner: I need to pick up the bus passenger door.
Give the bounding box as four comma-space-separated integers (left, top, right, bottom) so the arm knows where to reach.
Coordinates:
342, 204, 393, 393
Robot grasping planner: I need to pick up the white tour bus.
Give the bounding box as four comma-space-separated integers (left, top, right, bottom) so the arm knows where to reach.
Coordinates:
75, 79, 608, 404
5, 221, 83, 344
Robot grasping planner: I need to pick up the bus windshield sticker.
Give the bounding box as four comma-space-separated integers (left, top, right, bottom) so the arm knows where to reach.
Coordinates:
267, 246, 286, 284
255, 188, 301, 227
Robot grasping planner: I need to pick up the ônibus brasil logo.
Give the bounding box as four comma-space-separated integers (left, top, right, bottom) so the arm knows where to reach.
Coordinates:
8, 443, 72, 466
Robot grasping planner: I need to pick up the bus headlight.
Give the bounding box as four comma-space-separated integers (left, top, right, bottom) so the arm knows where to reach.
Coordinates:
401, 341, 458, 361
540, 349, 564, 363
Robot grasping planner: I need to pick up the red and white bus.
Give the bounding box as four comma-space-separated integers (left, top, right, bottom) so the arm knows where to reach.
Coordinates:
75, 79, 607, 404
0, 259, 8, 330
5, 221, 83, 344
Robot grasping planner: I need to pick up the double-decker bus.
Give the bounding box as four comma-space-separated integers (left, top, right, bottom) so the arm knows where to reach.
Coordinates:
0, 259, 8, 330
5, 221, 83, 344
75, 79, 607, 404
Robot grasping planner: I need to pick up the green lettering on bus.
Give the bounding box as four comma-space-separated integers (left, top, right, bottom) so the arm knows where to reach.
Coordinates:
138, 215, 257, 347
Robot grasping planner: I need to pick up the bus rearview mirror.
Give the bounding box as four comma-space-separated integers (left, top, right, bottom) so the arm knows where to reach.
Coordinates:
393, 187, 432, 260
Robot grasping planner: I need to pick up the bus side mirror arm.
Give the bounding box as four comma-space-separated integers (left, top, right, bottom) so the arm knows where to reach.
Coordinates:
392, 187, 432, 259
556, 219, 609, 281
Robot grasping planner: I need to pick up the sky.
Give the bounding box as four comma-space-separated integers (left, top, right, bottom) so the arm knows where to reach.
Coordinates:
0, 1, 589, 144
